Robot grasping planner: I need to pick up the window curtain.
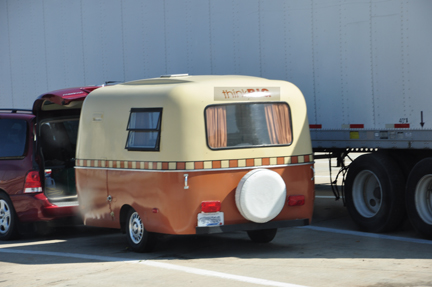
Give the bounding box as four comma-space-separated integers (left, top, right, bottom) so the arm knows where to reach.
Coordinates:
264, 104, 292, 144
206, 106, 227, 148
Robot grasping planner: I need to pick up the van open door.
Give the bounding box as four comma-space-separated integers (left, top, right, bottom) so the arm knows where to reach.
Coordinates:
32, 86, 101, 206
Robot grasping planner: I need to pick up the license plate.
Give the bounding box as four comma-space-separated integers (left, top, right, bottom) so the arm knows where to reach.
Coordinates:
197, 212, 224, 227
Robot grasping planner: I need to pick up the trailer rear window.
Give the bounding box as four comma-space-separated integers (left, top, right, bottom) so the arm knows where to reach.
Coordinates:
0, 119, 27, 158
126, 108, 162, 151
205, 103, 292, 149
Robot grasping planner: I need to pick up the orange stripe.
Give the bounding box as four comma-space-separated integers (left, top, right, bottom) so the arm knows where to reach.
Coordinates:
212, 161, 221, 169
246, 158, 254, 167
195, 162, 204, 169
162, 162, 169, 170
229, 160, 238, 168
176, 162, 186, 170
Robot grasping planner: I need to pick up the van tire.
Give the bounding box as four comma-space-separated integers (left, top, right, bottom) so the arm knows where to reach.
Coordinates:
0, 193, 19, 241
405, 158, 432, 239
247, 228, 277, 243
125, 208, 155, 252
345, 153, 405, 233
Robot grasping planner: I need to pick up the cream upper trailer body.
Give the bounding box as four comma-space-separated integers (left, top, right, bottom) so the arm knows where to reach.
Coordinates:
75, 75, 314, 243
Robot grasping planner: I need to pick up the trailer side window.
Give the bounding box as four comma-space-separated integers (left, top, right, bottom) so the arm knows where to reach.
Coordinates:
205, 103, 292, 149
126, 108, 162, 151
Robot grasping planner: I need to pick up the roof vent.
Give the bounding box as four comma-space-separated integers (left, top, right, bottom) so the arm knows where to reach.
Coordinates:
160, 74, 189, 78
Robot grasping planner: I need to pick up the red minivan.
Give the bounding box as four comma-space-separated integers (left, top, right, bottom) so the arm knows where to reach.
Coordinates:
0, 86, 99, 240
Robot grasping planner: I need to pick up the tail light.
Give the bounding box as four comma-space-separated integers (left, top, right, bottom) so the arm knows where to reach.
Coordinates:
201, 201, 221, 213
24, 171, 42, 193
288, 195, 305, 206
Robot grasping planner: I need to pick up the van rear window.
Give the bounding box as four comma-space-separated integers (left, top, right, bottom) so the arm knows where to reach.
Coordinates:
0, 119, 27, 158
205, 103, 292, 149
126, 108, 162, 151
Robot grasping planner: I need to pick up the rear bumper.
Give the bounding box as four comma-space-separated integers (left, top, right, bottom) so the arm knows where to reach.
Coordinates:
196, 218, 309, 234
11, 193, 79, 222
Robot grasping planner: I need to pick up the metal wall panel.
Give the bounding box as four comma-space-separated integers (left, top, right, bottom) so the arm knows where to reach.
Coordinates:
6, 0, 48, 108
260, 0, 289, 81
209, 0, 237, 75
1, 0, 432, 139
43, 1, 85, 90
312, 0, 344, 129
283, 0, 315, 124
372, 0, 405, 128
0, 0, 13, 107
121, 1, 166, 80
404, 0, 432, 130
342, 0, 374, 128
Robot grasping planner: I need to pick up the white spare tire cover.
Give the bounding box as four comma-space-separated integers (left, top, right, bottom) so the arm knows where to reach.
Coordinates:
235, 169, 286, 223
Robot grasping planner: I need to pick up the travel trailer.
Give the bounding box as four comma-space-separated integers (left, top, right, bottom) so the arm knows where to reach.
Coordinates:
74, 75, 315, 252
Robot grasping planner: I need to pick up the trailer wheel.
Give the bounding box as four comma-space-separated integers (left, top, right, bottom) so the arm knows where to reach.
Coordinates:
0, 193, 19, 241
125, 208, 155, 252
345, 153, 405, 232
406, 158, 432, 239
247, 228, 277, 243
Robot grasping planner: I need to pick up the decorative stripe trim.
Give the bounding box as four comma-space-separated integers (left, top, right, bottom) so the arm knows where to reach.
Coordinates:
76, 154, 313, 171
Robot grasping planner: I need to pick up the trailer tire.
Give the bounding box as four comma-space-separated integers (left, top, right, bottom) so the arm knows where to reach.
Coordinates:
125, 208, 155, 252
247, 228, 277, 243
345, 153, 405, 233
406, 158, 432, 239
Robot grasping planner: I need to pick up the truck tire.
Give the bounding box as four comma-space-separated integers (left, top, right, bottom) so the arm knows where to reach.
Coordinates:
405, 158, 432, 239
125, 208, 155, 252
345, 153, 405, 232
0, 193, 19, 240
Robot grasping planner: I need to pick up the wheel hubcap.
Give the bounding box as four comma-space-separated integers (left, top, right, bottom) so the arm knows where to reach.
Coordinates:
415, 175, 432, 225
352, 170, 383, 218
129, 211, 144, 244
0, 199, 11, 235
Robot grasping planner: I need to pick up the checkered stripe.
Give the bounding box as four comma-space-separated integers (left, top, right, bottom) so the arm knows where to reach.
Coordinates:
76, 154, 313, 170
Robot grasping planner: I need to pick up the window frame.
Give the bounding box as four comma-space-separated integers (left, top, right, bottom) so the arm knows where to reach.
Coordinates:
125, 108, 163, 151
204, 102, 293, 150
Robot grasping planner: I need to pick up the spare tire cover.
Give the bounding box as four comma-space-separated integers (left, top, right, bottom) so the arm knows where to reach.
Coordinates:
235, 169, 286, 223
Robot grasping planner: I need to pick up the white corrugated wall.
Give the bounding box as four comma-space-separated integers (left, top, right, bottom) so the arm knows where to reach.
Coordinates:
1, 0, 431, 131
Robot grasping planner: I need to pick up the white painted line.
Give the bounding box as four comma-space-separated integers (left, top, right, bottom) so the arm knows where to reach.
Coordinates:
0, 248, 308, 287
300, 226, 432, 245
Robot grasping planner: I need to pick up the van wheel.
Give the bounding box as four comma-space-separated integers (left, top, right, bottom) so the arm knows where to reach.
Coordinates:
125, 208, 155, 252
247, 228, 277, 243
406, 158, 432, 239
0, 194, 19, 240
345, 153, 405, 232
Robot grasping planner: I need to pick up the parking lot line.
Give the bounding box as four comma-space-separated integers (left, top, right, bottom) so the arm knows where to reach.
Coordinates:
300, 226, 432, 245
0, 248, 308, 287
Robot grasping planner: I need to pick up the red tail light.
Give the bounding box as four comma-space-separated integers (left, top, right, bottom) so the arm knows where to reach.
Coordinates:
288, 195, 305, 206
24, 171, 42, 193
201, 201, 221, 213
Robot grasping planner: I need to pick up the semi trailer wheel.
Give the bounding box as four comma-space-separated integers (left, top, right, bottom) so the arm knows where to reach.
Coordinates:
345, 153, 405, 232
406, 158, 432, 239
125, 208, 155, 252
